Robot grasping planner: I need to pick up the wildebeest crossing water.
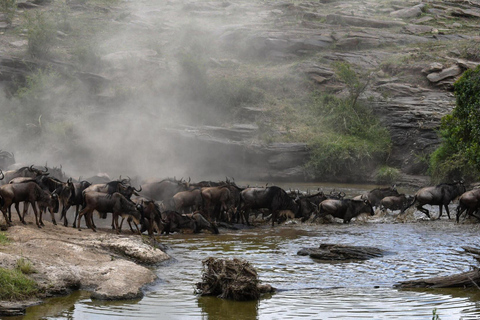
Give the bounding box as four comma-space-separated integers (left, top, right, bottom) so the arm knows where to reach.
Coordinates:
10, 183, 480, 320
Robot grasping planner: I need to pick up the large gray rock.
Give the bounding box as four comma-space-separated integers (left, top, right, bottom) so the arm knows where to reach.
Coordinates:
390, 4, 425, 19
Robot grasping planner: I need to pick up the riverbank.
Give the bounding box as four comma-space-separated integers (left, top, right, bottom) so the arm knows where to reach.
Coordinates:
0, 217, 170, 316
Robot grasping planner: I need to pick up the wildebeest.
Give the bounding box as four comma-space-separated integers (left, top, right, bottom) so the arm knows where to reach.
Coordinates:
201, 186, 236, 222
379, 194, 413, 214
315, 199, 374, 223
140, 178, 190, 202
60, 180, 92, 227
405, 181, 466, 219
456, 188, 480, 223
2, 165, 49, 184
162, 210, 218, 234
295, 190, 346, 222
131, 198, 164, 236
355, 186, 399, 208
238, 186, 299, 226
10, 175, 74, 218
172, 188, 203, 213
77, 192, 144, 233
0, 181, 59, 228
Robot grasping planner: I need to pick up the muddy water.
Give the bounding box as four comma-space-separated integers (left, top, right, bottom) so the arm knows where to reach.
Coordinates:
14, 184, 480, 320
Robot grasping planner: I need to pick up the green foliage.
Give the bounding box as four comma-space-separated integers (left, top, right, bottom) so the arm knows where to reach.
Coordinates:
0, 232, 9, 245
375, 166, 400, 184
0, 0, 16, 26
333, 61, 371, 108
432, 308, 441, 320
16, 258, 36, 275
306, 91, 391, 178
0, 268, 38, 300
429, 65, 480, 182
24, 11, 56, 58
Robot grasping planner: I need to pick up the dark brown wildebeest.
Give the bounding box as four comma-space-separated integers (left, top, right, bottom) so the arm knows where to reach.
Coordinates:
140, 178, 190, 202
10, 175, 74, 223
77, 192, 144, 233
456, 189, 480, 223
405, 181, 466, 220
295, 191, 346, 222
172, 188, 203, 213
238, 186, 299, 226
60, 180, 92, 227
0, 181, 58, 228
379, 194, 414, 214
2, 165, 49, 184
162, 210, 219, 234
201, 186, 236, 222
355, 186, 399, 209
314, 199, 374, 224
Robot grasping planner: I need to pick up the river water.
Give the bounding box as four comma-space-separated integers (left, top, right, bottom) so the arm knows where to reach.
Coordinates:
10, 183, 480, 320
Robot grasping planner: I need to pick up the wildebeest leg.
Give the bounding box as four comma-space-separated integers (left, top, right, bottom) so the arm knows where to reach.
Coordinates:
47, 207, 57, 226
444, 204, 451, 220
416, 205, 431, 219
60, 203, 71, 227
30, 202, 41, 228
113, 213, 121, 234
0, 207, 11, 226
15, 203, 27, 225
456, 205, 467, 223
72, 205, 79, 228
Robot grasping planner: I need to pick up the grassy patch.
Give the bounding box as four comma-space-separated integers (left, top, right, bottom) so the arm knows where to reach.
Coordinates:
0, 268, 38, 300
16, 258, 36, 275
0, 232, 9, 245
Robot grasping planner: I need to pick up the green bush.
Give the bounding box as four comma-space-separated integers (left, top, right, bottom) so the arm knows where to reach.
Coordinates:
16, 258, 36, 275
429, 65, 480, 182
0, 232, 9, 245
375, 166, 400, 184
0, 0, 16, 26
24, 11, 56, 58
0, 268, 38, 300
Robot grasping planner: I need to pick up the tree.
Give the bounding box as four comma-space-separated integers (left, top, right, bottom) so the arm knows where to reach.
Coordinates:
429, 65, 480, 181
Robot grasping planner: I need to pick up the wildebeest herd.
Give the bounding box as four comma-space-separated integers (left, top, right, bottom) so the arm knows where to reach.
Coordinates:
0, 164, 478, 237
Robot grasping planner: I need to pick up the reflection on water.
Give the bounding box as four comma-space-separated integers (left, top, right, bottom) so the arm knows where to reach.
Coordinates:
10, 183, 480, 320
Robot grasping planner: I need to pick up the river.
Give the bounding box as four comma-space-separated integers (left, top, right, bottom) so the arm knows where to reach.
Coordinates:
9, 183, 480, 320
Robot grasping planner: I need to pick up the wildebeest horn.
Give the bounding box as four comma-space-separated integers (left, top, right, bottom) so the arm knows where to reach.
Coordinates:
29, 165, 34, 172
0, 170, 4, 180
43, 166, 48, 173
134, 185, 142, 192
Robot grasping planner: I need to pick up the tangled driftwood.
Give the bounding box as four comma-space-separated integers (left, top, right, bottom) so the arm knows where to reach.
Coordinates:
195, 257, 275, 301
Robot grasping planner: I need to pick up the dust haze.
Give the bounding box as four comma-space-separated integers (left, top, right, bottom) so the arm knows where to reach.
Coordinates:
0, 0, 272, 182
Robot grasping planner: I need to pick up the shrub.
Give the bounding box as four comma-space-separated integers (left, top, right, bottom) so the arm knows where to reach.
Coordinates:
429, 65, 480, 182
0, 232, 9, 245
16, 258, 36, 275
375, 166, 400, 184
0, 268, 38, 300
0, 0, 16, 26
24, 11, 56, 59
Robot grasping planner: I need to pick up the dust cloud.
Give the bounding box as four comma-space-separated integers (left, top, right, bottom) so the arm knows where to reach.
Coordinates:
0, 0, 268, 182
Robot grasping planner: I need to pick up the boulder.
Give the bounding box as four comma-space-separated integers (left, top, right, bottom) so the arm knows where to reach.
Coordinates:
426, 65, 463, 83
390, 4, 425, 19
297, 244, 385, 261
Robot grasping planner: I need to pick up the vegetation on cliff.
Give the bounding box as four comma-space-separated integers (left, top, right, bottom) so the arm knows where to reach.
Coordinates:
430, 65, 480, 182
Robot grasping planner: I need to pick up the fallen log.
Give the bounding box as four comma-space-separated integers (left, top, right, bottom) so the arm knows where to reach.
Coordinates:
297, 243, 385, 261
395, 246, 480, 288
394, 267, 480, 289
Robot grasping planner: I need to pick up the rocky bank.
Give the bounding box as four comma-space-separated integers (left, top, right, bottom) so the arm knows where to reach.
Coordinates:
0, 218, 169, 316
